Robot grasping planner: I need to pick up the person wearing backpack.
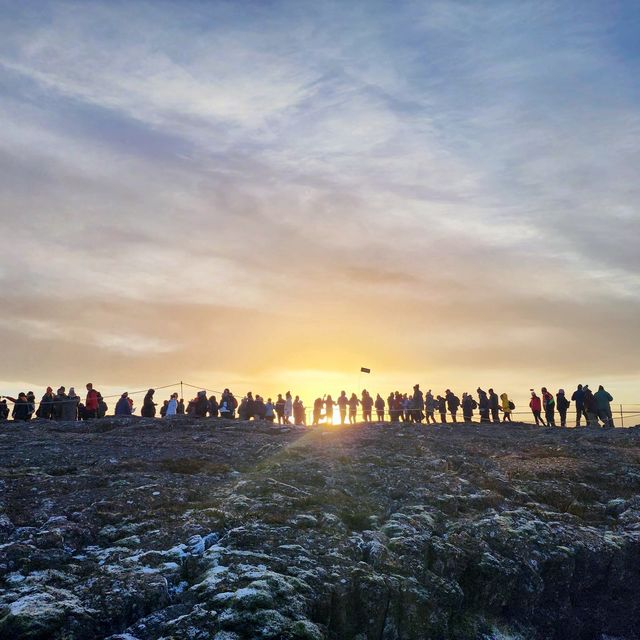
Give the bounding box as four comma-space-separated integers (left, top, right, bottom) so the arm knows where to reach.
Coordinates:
500, 393, 513, 422
446, 389, 459, 423
556, 389, 570, 427
462, 393, 476, 422
541, 387, 556, 427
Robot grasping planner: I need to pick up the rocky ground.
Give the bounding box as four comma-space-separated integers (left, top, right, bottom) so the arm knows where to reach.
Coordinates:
1, 418, 640, 640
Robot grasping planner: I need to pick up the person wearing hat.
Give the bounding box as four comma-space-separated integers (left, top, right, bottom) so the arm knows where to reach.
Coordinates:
556, 389, 570, 427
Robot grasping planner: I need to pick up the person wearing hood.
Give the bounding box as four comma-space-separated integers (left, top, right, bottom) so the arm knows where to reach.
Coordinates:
425, 390, 436, 424
62, 388, 80, 421
37, 387, 56, 420
529, 392, 546, 426
446, 389, 460, 423
488, 389, 500, 423
141, 389, 156, 418
462, 393, 477, 423
500, 393, 513, 423
219, 389, 237, 419
194, 391, 209, 418
209, 395, 219, 418
97, 393, 108, 418
375, 394, 385, 422
115, 393, 132, 416
166, 393, 178, 417
556, 389, 570, 427
594, 385, 614, 428
477, 388, 490, 424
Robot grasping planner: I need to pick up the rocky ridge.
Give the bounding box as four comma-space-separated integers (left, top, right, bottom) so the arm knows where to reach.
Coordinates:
1, 418, 640, 639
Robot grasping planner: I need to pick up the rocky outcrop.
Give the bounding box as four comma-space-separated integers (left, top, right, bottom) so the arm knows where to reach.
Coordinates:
1, 418, 640, 639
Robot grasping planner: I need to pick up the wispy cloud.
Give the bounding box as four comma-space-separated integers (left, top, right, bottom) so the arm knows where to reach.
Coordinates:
0, 0, 638, 401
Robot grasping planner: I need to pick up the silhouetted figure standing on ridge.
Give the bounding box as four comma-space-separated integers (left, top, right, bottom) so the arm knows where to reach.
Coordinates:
488, 389, 500, 423
556, 389, 570, 427
375, 394, 385, 422
142, 389, 157, 418
529, 391, 546, 426
446, 389, 459, 423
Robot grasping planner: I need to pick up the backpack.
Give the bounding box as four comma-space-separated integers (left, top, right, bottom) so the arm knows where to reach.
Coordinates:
508, 401, 515, 411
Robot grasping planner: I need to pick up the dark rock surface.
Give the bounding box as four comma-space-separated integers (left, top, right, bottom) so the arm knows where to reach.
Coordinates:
1, 417, 640, 639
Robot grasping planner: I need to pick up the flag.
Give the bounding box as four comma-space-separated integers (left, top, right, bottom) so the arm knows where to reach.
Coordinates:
360, 367, 371, 374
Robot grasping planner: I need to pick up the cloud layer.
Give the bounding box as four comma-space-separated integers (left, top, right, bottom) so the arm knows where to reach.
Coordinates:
1, 0, 639, 405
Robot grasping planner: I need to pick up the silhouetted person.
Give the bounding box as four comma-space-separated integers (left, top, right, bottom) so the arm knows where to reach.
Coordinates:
265, 398, 275, 422
293, 395, 305, 425
115, 393, 132, 416
284, 391, 293, 424
209, 395, 219, 417
375, 394, 385, 422
594, 385, 614, 428
425, 390, 436, 424
541, 387, 555, 427
446, 389, 459, 423
219, 389, 237, 418
38, 387, 55, 420
583, 385, 598, 427
275, 394, 285, 424
312, 398, 323, 425
412, 384, 424, 423
26, 392, 36, 420
53, 387, 67, 420
571, 384, 586, 427
0, 399, 9, 421
245, 391, 255, 419
529, 391, 546, 426
500, 393, 513, 422
141, 389, 156, 418
361, 390, 373, 422
177, 398, 185, 415
85, 383, 99, 419
11, 393, 30, 422
477, 388, 490, 423
97, 393, 108, 418
160, 400, 169, 418
63, 388, 80, 421
254, 395, 266, 420
337, 391, 348, 425
488, 389, 500, 423
324, 395, 335, 424
194, 391, 208, 418
556, 389, 570, 427
348, 393, 359, 424
462, 393, 476, 423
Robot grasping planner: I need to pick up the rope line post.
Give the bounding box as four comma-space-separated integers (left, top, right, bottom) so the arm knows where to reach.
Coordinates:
180, 381, 183, 401
620, 404, 624, 428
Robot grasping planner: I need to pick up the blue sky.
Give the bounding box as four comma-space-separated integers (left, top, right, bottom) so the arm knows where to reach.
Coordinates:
0, 0, 639, 404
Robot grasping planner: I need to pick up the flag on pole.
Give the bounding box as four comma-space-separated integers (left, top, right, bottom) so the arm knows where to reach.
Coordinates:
360, 367, 371, 373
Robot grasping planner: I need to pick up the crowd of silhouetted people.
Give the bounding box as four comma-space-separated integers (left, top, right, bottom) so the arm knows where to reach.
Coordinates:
0, 381, 618, 429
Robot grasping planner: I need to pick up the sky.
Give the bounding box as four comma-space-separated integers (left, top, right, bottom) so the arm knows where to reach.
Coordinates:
1, 0, 639, 411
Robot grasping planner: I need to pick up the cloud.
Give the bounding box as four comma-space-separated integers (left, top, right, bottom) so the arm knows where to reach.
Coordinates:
0, 0, 638, 402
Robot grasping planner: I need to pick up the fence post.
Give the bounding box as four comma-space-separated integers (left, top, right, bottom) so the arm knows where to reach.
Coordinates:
180, 381, 183, 401
620, 404, 624, 428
